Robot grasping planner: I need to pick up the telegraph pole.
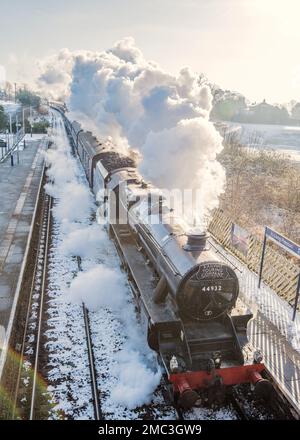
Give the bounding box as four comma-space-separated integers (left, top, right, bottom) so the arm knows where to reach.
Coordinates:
30, 105, 33, 137
22, 107, 25, 134
9, 113, 12, 147
15, 113, 18, 147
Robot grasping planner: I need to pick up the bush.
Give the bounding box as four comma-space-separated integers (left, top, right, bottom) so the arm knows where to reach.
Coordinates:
16, 89, 41, 108
31, 121, 49, 133
217, 129, 300, 242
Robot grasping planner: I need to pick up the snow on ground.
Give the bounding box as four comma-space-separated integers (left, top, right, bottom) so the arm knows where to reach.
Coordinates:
46, 223, 95, 419
184, 406, 237, 420
279, 148, 300, 163
224, 121, 300, 152
0, 100, 20, 114
221, 121, 300, 164
44, 111, 176, 420
24, 133, 47, 141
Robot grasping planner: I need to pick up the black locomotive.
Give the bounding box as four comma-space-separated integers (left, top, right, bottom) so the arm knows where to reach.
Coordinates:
51, 103, 272, 408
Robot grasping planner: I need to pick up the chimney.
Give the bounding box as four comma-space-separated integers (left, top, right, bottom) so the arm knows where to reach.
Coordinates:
183, 231, 209, 252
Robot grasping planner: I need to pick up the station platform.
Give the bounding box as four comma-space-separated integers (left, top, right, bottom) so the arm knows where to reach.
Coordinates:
0, 135, 47, 371
209, 237, 300, 415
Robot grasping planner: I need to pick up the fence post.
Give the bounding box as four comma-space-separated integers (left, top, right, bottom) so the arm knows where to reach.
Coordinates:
10, 154, 14, 166
292, 274, 300, 321
258, 228, 267, 289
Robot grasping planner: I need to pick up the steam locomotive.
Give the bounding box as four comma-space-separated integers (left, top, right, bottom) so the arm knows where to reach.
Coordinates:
51, 104, 272, 408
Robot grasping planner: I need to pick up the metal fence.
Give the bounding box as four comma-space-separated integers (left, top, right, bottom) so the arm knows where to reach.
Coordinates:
208, 208, 300, 310
0, 127, 25, 164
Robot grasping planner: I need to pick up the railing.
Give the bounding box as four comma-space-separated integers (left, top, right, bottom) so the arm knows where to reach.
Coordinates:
0, 128, 25, 164
208, 209, 300, 310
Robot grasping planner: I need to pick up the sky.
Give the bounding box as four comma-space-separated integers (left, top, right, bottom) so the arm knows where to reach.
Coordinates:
0, 0, 300, 103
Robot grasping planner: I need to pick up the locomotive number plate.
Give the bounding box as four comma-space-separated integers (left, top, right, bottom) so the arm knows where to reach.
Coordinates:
198, 279, 235, 293
201, 285, 222, 292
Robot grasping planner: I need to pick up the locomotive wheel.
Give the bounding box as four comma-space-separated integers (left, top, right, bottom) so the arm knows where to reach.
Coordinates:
254, 379, 273, 401
178, 389, 201, 409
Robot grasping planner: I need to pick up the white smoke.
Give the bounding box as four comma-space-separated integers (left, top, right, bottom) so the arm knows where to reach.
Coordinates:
44, 129, 95, 224
60, 224, 107, 260
38, 37, 225, 225
37, 48, 76, 101
139, 117, 225, 223
66, 265, 126, 312
52, 183, 94, 224
110, 349, 161, 408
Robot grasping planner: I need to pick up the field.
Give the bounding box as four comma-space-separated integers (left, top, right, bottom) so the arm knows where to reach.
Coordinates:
217, 126, 300, 244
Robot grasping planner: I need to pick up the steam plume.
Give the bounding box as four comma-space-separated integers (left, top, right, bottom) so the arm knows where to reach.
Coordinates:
39, 37, 226, 225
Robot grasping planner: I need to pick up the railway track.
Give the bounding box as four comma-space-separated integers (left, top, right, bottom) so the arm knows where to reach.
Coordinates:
82, 304, 103, 420
76, 256, 103, 420
13, 191, 52, 419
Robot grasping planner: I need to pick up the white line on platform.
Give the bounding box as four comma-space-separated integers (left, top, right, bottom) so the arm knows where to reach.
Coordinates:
0, 139, 47, 380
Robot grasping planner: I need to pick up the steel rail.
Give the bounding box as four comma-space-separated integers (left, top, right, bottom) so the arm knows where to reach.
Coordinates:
76, 256, 102, 420
12, 185, 46, 418
82, 304, 102, 420
29, 195, 52, 420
